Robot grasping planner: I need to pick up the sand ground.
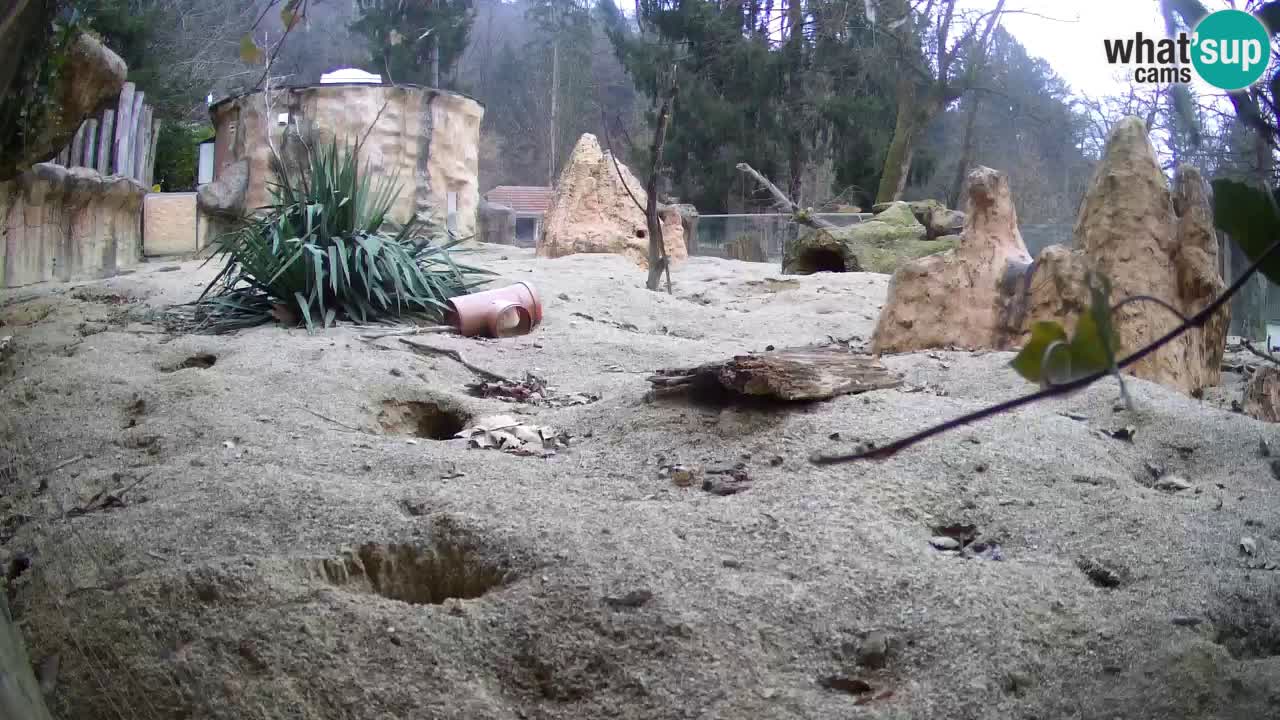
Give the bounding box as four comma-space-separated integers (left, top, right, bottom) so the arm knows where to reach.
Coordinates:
2, 244, 1280, 720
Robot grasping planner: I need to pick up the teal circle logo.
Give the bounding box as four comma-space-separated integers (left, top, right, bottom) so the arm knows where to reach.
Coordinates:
1191, 9, 1271, 91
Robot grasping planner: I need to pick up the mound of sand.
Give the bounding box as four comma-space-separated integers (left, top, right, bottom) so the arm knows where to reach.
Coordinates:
2, 245, 1279, 720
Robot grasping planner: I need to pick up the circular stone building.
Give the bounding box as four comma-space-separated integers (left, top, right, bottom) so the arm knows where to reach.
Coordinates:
204, 82, 483, 238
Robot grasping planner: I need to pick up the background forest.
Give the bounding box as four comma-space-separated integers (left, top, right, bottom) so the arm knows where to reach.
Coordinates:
77, 0, 1280, 225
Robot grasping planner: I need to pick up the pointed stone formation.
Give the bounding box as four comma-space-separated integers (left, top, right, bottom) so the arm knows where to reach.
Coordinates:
871, 167, 1032, 354
537, 134, 686, 268
1022, 117, 1227, 395
871, 117, 1228, 397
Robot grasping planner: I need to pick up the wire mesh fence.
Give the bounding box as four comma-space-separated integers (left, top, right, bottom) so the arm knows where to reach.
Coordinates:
690, 213, 870, 262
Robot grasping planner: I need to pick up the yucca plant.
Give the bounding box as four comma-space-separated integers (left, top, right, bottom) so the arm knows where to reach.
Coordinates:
170, 135, 492, 333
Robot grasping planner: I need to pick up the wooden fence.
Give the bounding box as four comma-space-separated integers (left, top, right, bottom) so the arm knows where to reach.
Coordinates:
48, 81, 160, 186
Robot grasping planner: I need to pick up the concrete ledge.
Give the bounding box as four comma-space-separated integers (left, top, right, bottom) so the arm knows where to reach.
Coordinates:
1, 163, 145, 288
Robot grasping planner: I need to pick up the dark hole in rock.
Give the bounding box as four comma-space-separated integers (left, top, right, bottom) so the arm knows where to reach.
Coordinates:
377, 400, 468, 440
931, 523, 979, 547
163, 353, 217, 372
636, 229, 647, 238
793, 248, 849, 274
312, 541, 512, 605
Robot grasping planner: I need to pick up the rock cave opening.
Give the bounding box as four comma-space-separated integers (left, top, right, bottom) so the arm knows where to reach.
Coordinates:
792, 248, 848, 274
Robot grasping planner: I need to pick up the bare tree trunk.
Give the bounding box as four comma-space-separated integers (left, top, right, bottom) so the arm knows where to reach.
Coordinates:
645, 73, 677, 292
431, 42, 440, 87
548, 39, 559, 185
948, 95, 981, 208
876, 79, 928, 203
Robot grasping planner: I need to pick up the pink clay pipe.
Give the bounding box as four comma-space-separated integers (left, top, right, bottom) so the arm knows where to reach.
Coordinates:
446, 281, 543, 338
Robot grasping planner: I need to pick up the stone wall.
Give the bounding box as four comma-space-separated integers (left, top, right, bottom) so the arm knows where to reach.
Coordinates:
142, 192, 202, 256
209, 84, 484, 239
1, 163, 144, 288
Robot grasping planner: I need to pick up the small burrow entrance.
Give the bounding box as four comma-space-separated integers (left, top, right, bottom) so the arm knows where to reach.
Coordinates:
791, 248, 851, 274
162, 353, 217, 372
377, 400, 469, 440
311, 541, 513, 605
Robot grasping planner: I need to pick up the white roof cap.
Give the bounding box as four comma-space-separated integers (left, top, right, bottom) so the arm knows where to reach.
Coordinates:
320, 68, 383, 85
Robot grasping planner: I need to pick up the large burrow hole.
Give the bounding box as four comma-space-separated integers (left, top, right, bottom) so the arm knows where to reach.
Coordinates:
312, 540, 514, 605
791, 248, 850, 274
377, 400, 469, 440
162, 353, 217, 372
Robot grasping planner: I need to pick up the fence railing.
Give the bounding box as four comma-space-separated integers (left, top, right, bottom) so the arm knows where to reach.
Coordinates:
47, 81, 160, 186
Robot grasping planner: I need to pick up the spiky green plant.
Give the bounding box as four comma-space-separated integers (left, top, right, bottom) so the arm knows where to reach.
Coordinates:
171, 136, 491, 333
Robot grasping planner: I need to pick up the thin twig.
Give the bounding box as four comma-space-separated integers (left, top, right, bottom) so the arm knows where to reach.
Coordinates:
600, 111, 646, 215
812, 236, 1280, 464
1242, 339, 1280, 368
296, 405, 368, 434
398, 338, 515, 383
359, 325, 458, 341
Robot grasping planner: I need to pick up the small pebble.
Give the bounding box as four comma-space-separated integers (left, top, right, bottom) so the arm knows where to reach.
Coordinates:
1241, 537, 1258, 556
1154, 475, 1192, 492
930, 536, 961, 551
1170, 616, 1203, 627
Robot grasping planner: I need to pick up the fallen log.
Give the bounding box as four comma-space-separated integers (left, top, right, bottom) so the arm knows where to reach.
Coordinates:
648, 345, 901, 402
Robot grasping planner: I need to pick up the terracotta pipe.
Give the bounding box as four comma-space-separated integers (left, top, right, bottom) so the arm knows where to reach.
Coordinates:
446, 282, 542, 338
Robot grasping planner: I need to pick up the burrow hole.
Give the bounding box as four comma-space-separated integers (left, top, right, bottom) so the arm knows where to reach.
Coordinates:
163, 353, 217, 372
793, 248, 849, 274
312, 541, 512, 605
377, 400, 469, 440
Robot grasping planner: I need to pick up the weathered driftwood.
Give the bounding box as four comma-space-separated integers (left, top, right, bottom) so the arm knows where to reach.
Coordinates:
734, 163, 835, 230
648, 346, 901, 401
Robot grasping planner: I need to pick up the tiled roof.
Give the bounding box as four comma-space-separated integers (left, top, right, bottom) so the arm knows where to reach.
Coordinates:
485, 185, 554, 215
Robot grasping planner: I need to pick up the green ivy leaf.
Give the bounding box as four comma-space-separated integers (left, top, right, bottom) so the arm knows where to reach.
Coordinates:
281, 0, 303, 30
239, 34, 264, 65
1210, 179, 1280, 286
1011, 272, 1120, 386
1010, 321, 1068, 384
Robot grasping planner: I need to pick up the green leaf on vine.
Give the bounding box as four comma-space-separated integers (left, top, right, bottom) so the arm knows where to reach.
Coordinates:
281, 0, 303, 30
239, 34, 264, 65
1011, 272, 1120, 386
1010, 321, 1068, 384
1211, 179, 1280, 287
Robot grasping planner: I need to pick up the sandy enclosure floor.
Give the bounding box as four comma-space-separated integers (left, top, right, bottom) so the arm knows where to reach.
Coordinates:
2, 244, 1280, 720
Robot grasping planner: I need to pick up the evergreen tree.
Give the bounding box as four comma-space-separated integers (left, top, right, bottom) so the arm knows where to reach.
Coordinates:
352, 0, 475, 87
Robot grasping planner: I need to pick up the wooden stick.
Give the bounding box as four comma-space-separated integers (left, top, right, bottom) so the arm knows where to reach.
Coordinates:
83, 119, 98, 168
359, 325, 458, 340
113, 83, 135, 177
68, 122, 85, 167
735, 162, 835, 229
145, 117, 161, 186
96, 110, 114, 174
398, 338, 515, 384
127, 92, 145, 180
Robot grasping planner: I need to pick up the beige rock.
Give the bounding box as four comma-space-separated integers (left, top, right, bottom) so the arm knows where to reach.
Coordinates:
209, 86, 483, 238
537, 134, 686, 268
1, 32, 127, 182
872, 118, 1228, 396
1243, 366, 1280, 423
871, 167, 1032, 353
1023, 118, 1227, 395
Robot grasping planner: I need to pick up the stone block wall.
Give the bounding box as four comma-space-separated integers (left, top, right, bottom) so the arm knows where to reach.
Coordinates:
143, 192, 201, 256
